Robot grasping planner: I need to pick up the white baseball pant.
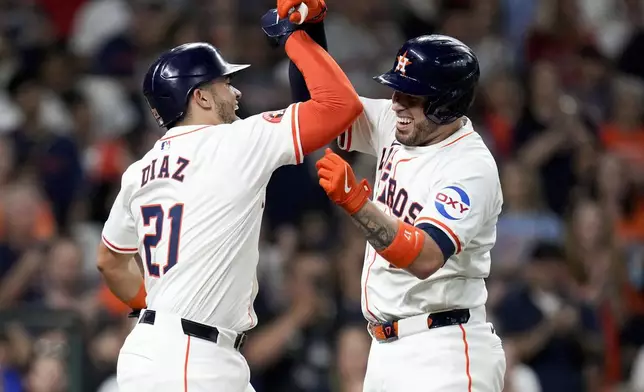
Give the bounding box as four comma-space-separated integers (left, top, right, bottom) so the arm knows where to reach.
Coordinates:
116, 310, 255, 392
363, 306, 506, 392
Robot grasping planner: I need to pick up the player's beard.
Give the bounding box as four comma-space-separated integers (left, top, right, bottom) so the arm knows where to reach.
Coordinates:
214, 96, 237, 124
395, 117, 436, 146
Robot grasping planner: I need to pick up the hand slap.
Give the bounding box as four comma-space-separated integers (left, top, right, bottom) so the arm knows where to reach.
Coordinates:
277, 0, 327, 24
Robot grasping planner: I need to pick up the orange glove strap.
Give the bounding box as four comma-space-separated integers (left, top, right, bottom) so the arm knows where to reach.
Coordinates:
344, 179, 371, 215
377, 221, 425, 269
125, 283, 147, 309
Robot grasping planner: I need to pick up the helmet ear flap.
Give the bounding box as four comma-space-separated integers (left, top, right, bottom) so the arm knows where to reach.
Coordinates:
424, 87, 474, 125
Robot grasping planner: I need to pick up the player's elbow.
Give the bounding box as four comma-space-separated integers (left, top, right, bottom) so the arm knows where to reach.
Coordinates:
317, 89, 362, 129
406, 244, 444, 280
407, 257, 441, 280
96, 243, 125, 274
345, 91, 363, 119
96, 244, 110, 273
339, 89, 363, 122
333, 92, 362, 133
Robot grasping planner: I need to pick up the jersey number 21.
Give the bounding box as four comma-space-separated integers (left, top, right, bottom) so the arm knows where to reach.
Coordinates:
141, 204, 184, 278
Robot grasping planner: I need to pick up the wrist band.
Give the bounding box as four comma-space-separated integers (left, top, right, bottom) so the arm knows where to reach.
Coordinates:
126, 283, 147, 310
377, 221, 425, 269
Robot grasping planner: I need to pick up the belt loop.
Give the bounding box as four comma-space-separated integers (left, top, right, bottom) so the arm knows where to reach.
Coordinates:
234, 333, 247, 350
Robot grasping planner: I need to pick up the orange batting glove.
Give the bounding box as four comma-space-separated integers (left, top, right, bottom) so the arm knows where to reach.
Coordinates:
316, 148, 371, 215
277, 0, 327, 24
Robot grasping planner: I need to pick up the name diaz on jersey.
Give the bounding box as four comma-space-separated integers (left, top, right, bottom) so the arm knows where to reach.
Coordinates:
140, 155, 191, 187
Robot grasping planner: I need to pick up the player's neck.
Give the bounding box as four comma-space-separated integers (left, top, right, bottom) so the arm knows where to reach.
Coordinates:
175, 113, 225, 128
419, 117, 464, 146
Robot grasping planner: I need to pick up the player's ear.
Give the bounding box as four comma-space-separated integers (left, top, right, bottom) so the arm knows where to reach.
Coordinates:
193, 88, 213, 110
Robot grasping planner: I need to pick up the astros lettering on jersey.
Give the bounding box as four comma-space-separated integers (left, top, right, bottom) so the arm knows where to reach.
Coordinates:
338, 97, 503, 322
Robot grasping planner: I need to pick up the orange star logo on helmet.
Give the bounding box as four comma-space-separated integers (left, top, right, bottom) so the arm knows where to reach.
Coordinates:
395, 51, 412, 75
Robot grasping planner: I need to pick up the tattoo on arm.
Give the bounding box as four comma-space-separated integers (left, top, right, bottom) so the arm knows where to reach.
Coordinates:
350, 202, 398, 251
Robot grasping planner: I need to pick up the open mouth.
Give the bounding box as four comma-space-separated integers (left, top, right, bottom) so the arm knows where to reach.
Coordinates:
234, 102, 239, 111
396, 116, 413, 132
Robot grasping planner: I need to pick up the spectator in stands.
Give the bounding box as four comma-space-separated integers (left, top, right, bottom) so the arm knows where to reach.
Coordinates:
601, 75, 644, 185
24, 355, 68, 392
513, 61, 595, 216
40, 238, 98, 324
492, 160, 564, 274
5, 70, 84, 230
479, 72, 524, 160
245, 252, 336, 392
496, 241, 603, 392
0, 182, 54, 308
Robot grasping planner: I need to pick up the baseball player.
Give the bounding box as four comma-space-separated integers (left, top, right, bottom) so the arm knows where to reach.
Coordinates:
277, 2, 507, 389
95, 2, 361, 391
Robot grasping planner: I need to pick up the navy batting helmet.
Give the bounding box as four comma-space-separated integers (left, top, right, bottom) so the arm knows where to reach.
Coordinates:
374, 35, 479, 125
143, 43, 250, 128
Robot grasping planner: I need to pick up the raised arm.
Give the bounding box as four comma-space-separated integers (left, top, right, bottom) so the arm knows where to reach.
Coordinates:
288, 21, 328, 102
273, 2, 393, 158
262, 6, 362, 156
279, 0, 329, 102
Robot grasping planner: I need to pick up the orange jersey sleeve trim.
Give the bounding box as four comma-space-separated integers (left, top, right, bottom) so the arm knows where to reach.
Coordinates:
442, 131, 474, 148
414, 217, 462, 254
285, 31, 362, 156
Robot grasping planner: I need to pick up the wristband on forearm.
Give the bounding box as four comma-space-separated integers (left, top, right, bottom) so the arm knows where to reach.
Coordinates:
126, 283, 147, 309
377, 221, 425, 269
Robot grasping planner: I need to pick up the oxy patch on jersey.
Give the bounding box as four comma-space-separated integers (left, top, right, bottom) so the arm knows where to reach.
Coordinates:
261, 109, 286, 123
434, 185, 471, 221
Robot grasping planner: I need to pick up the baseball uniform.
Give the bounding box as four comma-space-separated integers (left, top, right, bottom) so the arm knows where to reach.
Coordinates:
337, 97, 506, 391
103, 104, 304, 392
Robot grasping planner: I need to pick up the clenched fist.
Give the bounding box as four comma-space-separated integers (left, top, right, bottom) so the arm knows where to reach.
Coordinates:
316, 148, 371, 215
277, 0, 327, 24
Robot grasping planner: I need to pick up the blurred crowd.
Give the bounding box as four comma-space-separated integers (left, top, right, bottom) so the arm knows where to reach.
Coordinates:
0, 0, 643, 391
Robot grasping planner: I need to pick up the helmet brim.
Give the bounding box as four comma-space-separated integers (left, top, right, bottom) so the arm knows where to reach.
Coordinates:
373, 72, 439, 97
222, 63, 251, 76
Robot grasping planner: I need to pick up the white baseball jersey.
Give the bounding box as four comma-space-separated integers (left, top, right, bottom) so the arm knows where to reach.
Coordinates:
337, 97, 503, 323
101, 104, 304, 332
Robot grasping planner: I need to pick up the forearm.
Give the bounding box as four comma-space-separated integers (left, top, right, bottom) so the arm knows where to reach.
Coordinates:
510, 322, 554, 361
0, 250, 43, 308
100, 258, 144, 303
243, 312, 303, 369
289, 22, 328, 102
350, 201, 441, 279
350, 200, 399, 251
285, 31, 362, 154
97, 243, 146, 308
519, 129, 566, 168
